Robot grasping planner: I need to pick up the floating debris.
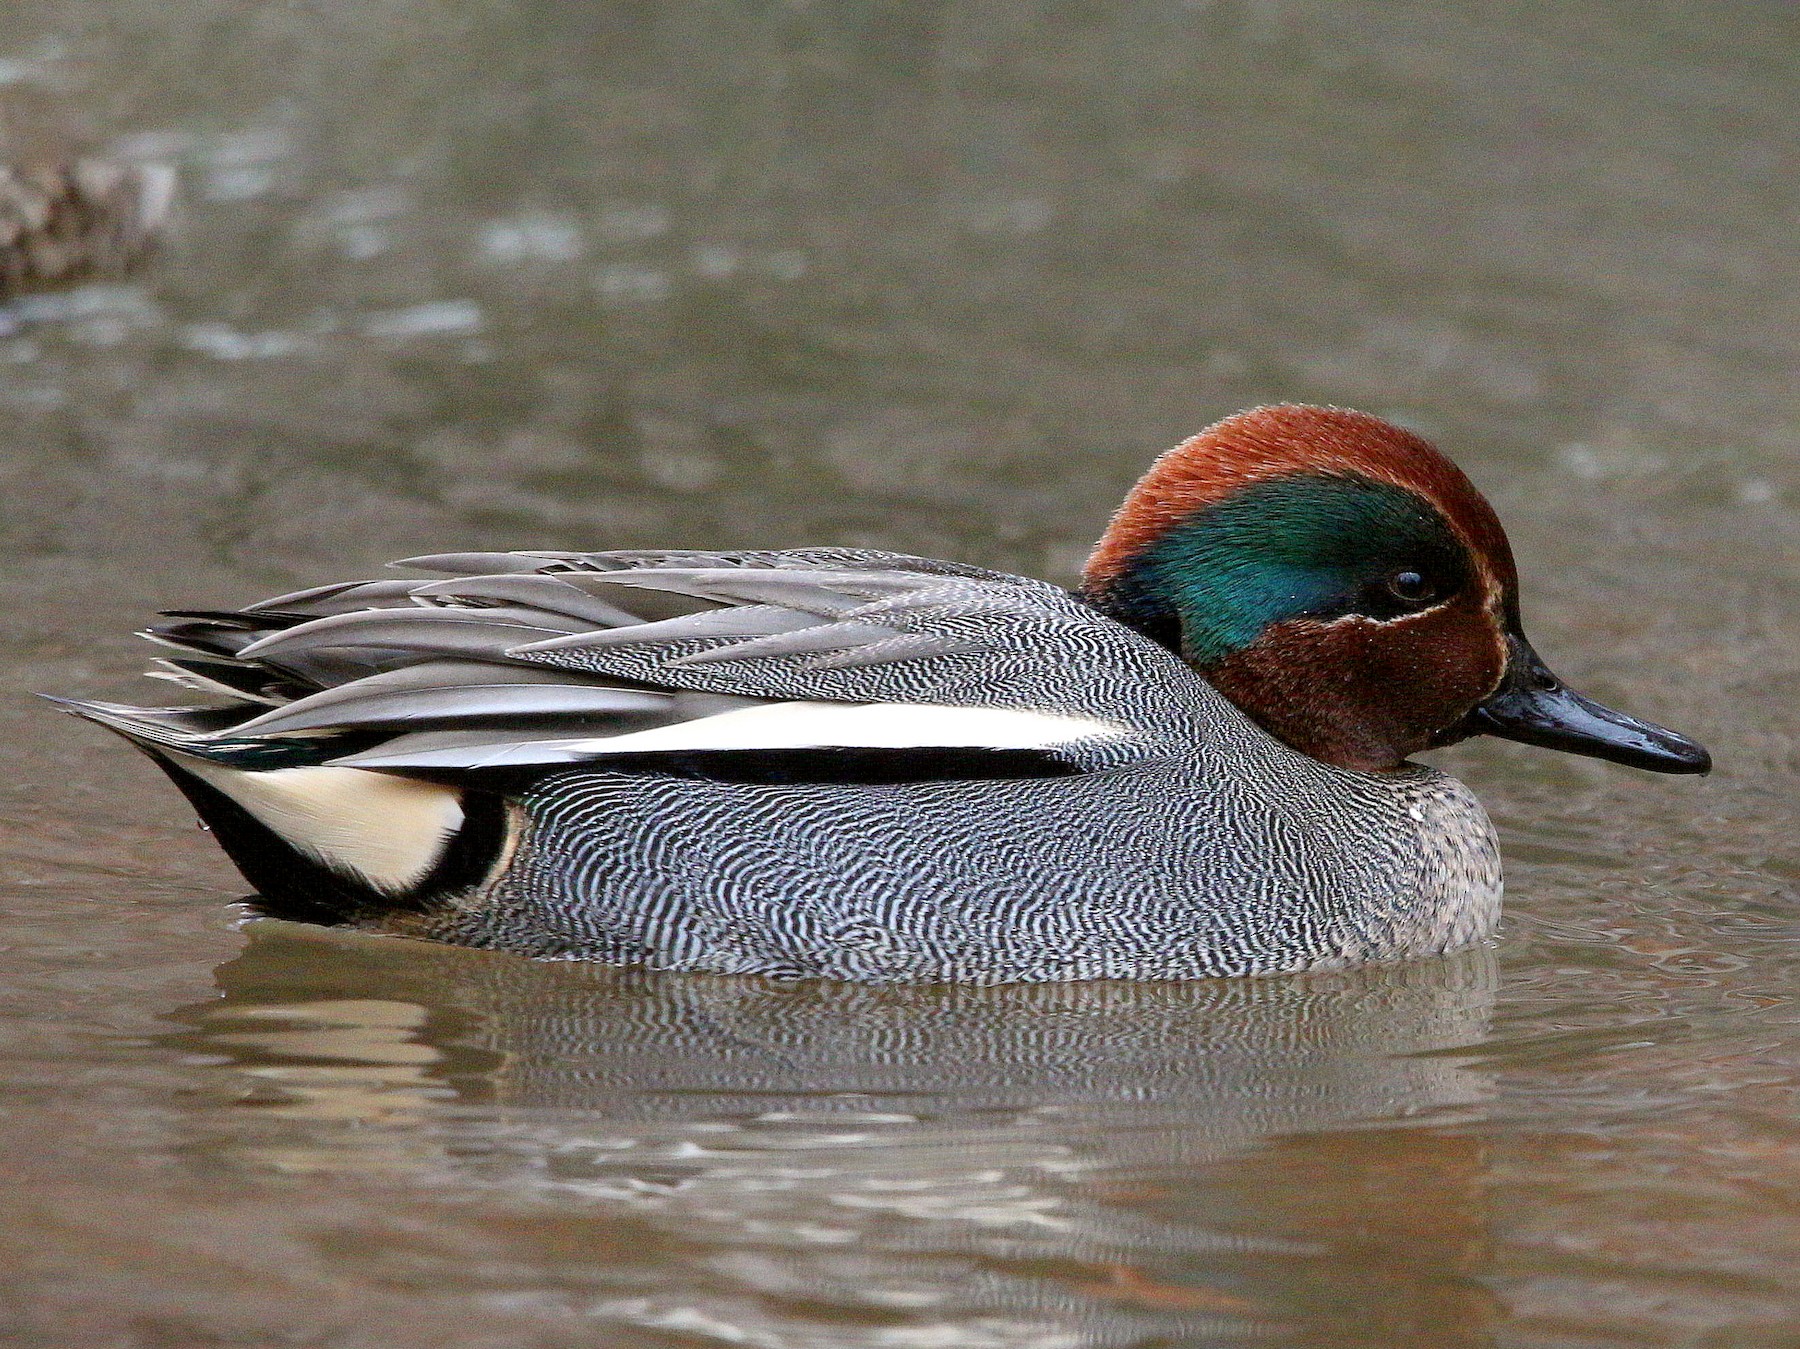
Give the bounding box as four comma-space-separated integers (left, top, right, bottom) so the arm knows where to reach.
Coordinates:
0, 159, 176, 301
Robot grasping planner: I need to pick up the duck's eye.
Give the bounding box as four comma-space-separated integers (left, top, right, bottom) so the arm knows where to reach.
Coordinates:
1386, 569, 1436, 605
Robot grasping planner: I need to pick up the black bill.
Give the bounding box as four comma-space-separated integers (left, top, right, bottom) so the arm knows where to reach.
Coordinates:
1460, 634, 1711, 774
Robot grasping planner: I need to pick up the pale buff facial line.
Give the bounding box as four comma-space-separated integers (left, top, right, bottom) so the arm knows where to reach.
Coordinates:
1235, 606, 1430, 647
1435, 526, 1511, 702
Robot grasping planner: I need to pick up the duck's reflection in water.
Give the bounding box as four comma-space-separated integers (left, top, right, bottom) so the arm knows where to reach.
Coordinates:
166, 924, 1502, 1347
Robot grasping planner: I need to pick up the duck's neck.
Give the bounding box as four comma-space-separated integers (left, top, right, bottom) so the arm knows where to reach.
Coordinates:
1079, 572, 1186, 660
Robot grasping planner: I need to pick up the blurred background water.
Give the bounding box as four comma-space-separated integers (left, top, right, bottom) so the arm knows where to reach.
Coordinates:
2, 2, 1798, 1345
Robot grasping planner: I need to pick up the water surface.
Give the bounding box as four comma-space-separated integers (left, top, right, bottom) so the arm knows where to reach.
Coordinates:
3, 3, 1798, 1345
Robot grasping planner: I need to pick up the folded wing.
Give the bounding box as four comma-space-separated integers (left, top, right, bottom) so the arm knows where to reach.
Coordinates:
63, 547, 1197, 780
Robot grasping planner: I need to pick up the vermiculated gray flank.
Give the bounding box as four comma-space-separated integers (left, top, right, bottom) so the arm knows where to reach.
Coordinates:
60, 547, 1504, 982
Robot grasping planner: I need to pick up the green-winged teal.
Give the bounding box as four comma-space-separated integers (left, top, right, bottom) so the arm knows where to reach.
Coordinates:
57, 404, 1709, 982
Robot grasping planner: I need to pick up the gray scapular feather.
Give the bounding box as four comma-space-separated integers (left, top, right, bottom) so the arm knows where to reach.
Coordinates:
62, 548, 1162, 773
227, 674, 672, 737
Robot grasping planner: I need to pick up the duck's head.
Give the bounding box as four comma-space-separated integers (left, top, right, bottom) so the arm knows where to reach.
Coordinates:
1083, 404, 1710, 776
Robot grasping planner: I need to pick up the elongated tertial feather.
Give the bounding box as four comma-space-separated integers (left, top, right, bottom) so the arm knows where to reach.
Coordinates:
227, 679, 672, 737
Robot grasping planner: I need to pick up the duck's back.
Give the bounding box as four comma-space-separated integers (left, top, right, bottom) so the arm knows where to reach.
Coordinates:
58, 547, 1501, 982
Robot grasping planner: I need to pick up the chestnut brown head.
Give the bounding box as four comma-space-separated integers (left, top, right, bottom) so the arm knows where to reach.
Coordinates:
1083, 405, 1709, 775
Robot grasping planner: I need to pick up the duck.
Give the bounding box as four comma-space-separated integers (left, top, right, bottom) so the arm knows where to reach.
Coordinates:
55, 404, 1711, 983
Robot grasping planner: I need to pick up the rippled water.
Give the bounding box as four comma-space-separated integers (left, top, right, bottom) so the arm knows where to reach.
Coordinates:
3, 3, 1798, 1345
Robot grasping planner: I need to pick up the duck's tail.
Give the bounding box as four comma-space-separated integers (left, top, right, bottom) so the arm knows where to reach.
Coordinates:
48, 696, 511, 926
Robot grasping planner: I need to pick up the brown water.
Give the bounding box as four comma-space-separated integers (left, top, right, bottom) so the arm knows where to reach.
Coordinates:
2, 3, 1798, 1345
